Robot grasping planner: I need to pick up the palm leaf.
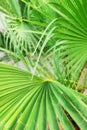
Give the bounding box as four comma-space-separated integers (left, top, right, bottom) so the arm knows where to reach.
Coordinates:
46, 0, 87, 82
0, 63, 87, 130
0, 0, 21, 17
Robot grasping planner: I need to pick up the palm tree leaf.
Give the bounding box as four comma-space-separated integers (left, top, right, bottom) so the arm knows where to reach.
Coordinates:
47, 0, 87, 81
0, 63, 87, 130
0, 0, 21, 17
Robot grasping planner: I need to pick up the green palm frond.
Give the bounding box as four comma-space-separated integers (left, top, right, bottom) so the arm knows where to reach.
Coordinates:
0, 63, 87, 130
1, 0, 87, 86
46, 0, 87, 82
0, 0, 21, 17
0, 1, 57, 61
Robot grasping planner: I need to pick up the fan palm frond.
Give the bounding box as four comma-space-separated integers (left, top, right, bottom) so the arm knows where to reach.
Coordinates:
0, 63, 87, 130
46, 0, 87, 82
